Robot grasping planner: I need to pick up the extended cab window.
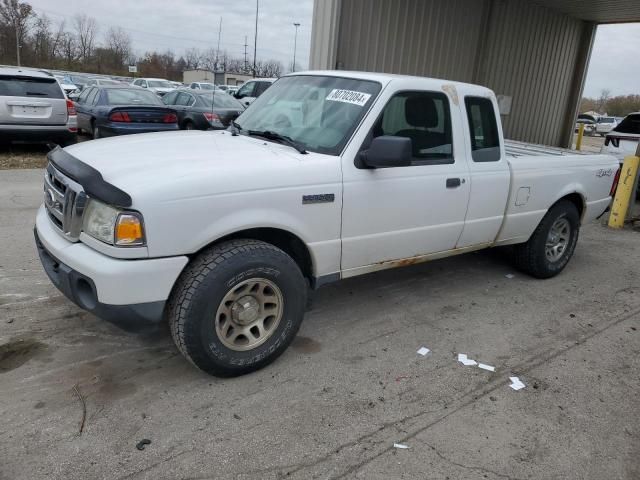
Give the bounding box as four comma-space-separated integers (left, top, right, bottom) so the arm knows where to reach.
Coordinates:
372, 91, 453, 165
465, 96, 501, 162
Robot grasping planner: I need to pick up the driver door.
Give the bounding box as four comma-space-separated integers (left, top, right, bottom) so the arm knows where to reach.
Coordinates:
340, 88, 471, 275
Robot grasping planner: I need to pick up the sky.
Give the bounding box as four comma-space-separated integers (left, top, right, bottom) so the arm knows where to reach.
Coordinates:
25, 1, 639, 98
28, 0, 314, 70
583, 23, 640, 98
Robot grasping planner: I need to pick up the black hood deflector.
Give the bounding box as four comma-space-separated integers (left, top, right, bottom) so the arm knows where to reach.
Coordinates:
47, 147, 132, 208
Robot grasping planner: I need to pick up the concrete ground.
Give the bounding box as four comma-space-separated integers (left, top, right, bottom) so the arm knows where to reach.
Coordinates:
571, 134, 605, 153
1, 169, 639, 480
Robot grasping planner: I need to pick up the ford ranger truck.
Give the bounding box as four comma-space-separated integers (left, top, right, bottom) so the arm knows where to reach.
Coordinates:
35, 71, 620, 377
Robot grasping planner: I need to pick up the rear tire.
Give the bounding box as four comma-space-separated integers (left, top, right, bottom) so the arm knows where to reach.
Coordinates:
512, 200, 580, 279
184, 121, 194, 130
168, 239, 307, 377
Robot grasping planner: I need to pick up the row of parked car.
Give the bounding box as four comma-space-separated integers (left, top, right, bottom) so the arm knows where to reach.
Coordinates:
0, 66, 276, 146
575, 113, 621, 137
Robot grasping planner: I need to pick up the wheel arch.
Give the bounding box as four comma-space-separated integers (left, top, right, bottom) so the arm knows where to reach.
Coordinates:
194, 227, 314, 284
553, 192, 586, 222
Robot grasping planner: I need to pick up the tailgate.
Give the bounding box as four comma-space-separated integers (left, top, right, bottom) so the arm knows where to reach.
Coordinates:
0, 75, 67, 125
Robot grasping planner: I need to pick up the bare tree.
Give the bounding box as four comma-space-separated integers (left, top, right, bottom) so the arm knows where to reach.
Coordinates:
0, 0, 33, 65
184, 47, 202, 70
105, 26, 131, 66
73, 13, 97, 63
60, 30, 78, 68
597, 89, 611, 114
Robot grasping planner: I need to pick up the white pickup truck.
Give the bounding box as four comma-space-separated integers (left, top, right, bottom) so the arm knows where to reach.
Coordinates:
35, 71, 620, 377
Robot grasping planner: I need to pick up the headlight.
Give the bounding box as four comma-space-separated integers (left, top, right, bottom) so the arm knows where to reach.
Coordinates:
82, 199, 145, 247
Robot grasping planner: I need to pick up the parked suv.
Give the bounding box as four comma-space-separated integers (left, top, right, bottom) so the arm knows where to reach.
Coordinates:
0, 67, 77, 146
233, 78, 276, 106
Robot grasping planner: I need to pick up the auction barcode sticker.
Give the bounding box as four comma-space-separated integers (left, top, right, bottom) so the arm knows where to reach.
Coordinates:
326, 89, 372, 107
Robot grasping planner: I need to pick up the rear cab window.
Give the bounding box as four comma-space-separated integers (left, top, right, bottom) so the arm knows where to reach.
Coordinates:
0, 75, 64, 99
464, 96, 501, 162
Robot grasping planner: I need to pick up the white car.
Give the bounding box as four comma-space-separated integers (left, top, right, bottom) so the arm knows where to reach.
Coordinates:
35, 71, 618, 377
233, 78, 276, 106
54, 74, 79, 96
189, 82, 217, 91
130, 78, 175, 97
595, 116, 617, 136
601, 112, 640, 162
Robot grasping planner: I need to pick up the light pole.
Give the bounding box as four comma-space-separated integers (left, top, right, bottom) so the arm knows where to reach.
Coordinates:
15, 19, 21, 67
292, 23, 300, 72
253, 0, 259, 78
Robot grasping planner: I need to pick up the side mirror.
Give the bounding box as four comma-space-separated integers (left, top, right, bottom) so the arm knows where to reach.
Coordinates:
234, 92, 243, 99
357, 136, 412, 169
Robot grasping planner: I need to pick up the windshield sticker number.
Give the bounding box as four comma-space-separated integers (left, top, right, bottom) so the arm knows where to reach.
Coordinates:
326, 89, 371, 107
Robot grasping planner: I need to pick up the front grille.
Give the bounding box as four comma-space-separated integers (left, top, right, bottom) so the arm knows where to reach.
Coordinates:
44, 164, 86, 241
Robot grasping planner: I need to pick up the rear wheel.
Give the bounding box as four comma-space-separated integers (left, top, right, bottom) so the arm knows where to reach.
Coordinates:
512, 200, 580, 279
168, 239, 307, 377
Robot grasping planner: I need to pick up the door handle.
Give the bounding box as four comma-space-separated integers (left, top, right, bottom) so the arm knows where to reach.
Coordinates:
446, 178, 461, 188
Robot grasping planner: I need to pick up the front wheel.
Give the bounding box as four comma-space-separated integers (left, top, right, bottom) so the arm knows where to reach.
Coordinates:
167, 239, 307, 377
512, 200, 580, 279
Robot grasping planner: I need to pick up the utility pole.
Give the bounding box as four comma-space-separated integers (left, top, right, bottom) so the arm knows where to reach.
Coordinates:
215, 17, 222, 73
292, 23, 300, 73
15, 19, 21, 67
253, 0, 259, 78
243, 36, 248, 73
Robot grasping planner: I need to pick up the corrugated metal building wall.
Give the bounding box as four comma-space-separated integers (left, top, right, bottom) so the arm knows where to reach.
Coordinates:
311, 0, 596, 147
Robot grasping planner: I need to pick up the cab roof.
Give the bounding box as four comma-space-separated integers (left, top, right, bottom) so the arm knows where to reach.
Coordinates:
286, 70, 494, 96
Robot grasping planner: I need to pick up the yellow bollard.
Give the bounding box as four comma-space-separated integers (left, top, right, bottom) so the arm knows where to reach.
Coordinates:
575, 123, 585, 151
608, 155, 640, 229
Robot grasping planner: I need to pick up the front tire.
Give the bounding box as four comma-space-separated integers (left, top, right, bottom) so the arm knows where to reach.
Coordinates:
168, 239, 307, 377
512, 200, 580, 279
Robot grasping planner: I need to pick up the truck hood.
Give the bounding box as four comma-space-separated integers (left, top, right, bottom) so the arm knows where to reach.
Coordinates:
62, 130, 309, 203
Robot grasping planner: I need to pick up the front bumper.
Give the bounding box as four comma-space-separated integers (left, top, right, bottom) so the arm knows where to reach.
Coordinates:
35, 206, 188, 329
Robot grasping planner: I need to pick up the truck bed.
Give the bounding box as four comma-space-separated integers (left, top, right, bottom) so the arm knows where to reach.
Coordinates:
505, 139, 589, 158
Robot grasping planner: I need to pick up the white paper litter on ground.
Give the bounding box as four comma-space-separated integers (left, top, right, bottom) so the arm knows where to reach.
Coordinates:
417, 346, 430, 356
505, 274, 515, 279
478, 363, 496, 372
393, 443, 410, 449
457, 353, 478, 366
509, 376, 526, 390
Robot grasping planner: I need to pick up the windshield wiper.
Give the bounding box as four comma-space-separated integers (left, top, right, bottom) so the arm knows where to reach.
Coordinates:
230, 120, 242, 135
246, 129, 307, 154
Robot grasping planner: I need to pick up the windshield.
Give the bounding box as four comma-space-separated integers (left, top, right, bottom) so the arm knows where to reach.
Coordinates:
199, 83, 216, 90
106, 88, 162, 105
148, 80, 173, 88
613, 114, 640, 135
234, 75, 381, 155
198, 92, 243, 109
